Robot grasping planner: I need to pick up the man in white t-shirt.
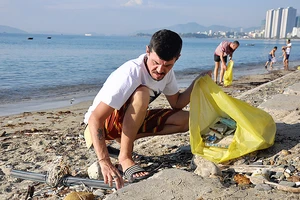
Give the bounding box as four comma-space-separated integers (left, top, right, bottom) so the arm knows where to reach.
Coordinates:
284, 39, 292, 70
83, 29, 211, 189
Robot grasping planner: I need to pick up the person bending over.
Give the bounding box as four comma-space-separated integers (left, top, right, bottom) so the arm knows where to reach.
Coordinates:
213, 40, 239, 85
83, 29, 211, 189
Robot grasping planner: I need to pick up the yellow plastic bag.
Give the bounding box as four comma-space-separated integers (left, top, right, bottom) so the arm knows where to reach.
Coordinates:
223, 60, 234, 86
189, 75, 276, 163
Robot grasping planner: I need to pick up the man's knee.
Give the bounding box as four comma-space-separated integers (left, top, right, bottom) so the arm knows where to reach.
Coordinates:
169, 110, 189, 131
130, 86, 150, 109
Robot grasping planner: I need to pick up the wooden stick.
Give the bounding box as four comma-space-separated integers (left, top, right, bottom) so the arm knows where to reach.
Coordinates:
219, 165, 284, 173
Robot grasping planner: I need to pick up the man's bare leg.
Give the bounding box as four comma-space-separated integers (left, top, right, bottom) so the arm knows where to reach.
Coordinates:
135, 110, 189, 139
118, 86, 150, 177
213, 62, 220, 83
219, 65, 225, 84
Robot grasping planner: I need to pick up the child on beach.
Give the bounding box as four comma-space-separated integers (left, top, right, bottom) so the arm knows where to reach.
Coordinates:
279, 46, 287, 70
264, 46, 277, 70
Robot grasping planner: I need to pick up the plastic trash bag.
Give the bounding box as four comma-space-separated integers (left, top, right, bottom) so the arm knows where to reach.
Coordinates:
223, 60, 234, 87
189, 75, 276, 163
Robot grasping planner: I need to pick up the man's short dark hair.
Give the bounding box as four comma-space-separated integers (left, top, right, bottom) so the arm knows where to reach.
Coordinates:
148, 29, 182, 61
233, 41, 240, 46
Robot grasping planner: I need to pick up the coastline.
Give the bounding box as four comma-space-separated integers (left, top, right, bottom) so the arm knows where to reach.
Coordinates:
1, 68, 300, 199
1, 60, 299, 117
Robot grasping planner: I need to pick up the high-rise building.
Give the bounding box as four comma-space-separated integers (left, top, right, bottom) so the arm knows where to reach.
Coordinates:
264, 9, 274, 38
264, 7, 297, 39
280, 7, 297, 38
296, 16, 300, 27
271, 8, 283, 38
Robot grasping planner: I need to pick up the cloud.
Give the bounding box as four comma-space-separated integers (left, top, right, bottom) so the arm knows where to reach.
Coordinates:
123, 0, 143, 7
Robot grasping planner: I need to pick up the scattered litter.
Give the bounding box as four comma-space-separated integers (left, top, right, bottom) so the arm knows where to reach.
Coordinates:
203, 117, 236, 149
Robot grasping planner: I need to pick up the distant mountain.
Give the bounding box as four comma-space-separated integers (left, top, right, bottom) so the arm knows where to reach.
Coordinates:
0, 25, 27, 34
134, 22, 260, 35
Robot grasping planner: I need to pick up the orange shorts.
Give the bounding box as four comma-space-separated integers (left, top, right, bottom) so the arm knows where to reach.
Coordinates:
103, 106, 180, 140
84, 100, 180, 147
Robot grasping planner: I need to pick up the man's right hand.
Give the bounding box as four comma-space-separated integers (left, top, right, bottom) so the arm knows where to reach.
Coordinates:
99, 159, 124, 189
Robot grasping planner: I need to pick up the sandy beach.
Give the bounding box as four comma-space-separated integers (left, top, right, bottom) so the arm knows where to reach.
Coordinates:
1, 68, 300, 200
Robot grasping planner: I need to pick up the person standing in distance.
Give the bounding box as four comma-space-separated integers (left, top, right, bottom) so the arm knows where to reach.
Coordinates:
213, 40, 239, 85
284, 39, 292, 70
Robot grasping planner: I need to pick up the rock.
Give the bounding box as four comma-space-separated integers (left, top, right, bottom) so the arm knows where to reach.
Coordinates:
176, 145, 191, 153
105, 168, 225, 200
252, 169, 271, 179
278, 181, 296, 187
192, 155, 222, 177
88, 161, 103, 179
255, 183, 273, 191
93, 189, 105, 198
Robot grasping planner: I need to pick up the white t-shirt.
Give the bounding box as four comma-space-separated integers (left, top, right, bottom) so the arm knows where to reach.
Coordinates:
84, 53, 179, 124
286, 43, 292, 55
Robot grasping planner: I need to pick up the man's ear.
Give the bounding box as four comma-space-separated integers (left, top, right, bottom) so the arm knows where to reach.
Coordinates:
146, 45, 150, 56
175, 54, 181, 61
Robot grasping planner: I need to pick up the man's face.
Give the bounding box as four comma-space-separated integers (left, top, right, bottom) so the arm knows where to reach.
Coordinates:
230, 43, 239, 51
146, 46, 178, 81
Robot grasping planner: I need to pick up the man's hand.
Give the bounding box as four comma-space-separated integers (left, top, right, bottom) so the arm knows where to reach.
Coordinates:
196, 70, 212, 79
99, 159, 124, 189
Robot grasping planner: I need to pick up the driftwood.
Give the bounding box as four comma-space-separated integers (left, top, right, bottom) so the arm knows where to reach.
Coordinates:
245, 174, 300, 193
265, 181, 300, 193
220, 165, 285, 173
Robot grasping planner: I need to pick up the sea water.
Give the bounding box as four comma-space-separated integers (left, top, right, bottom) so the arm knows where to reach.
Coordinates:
0, 33, 299, 116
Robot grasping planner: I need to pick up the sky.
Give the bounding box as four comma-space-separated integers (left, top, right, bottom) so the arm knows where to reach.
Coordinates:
0, 0, 300, 35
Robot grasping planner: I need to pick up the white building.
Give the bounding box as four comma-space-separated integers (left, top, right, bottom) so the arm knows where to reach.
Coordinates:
271, 8, 283, 38
264, 9, 274, 38
280, 7, 297, 38
291, 27, 300, 37
264, 7, 297, 39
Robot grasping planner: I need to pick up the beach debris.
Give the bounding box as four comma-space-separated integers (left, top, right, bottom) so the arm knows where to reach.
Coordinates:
233, 174, 251, 185
46, 156, 71, 187
63, 191, 94, 200
203, 117, 236, 149
281, 149, 291, 156
0, 131, 6, 137
14, 128, 51, 135
58, 110, 72, 114
24, 184, 35, 200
